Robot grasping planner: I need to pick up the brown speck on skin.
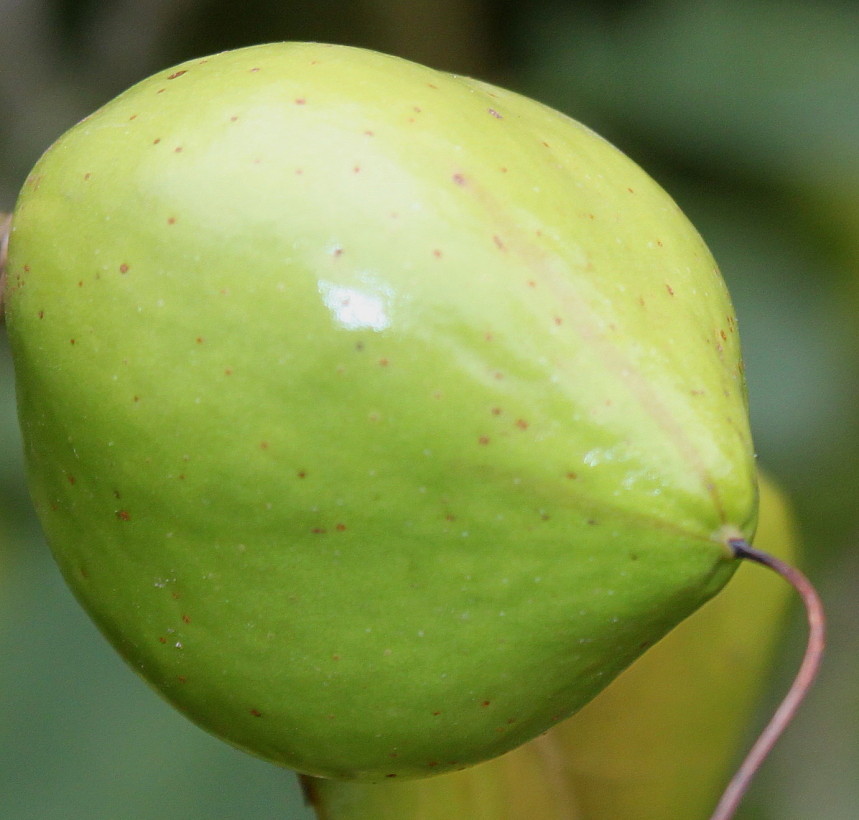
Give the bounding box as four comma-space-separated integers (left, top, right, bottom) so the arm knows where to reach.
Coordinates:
156, 88, 166, 94
116, 510, 131, 521
67, 475, 76, 485
488, 108, 502, 119
159, 637, 167, 644
250, 67, 260, 73
493, 235, 506, 250
69, 339, 76, 345
119, 263, 130, 273
297, 470, 307, 479
174, 146, 183, 153
182, 614, 191, 624
167, 216, 177, 225
432, 249, 442, 258
295, 98, 306, 105
230, 115, 239, 122
364, 130, 375, 137
250, 709, 262, 717
452, 173, 466, 186
515, 419, 529, 430
196, 337, 204, 344
224, 368, 233, 376
587, 519, 598, 526
628, 187, 635, 193
385, 774, 397, 779
427, 83, 438, 89
167, 70, 187, 80
566, 472, 578, 480
720, 329, 728, 341
335, 523, 347, 532
482, 700, 491, 707
177, 675, 187, 683
311, 527, 327, 534
478, 436, 490, 445
353, 165, 361, 173
153, 138, 161, 145
129, 114, 138, 121
83, 172, 91, 180
260, 441, 269, 450
38, 310, 44, 319
553, 316, 563, 326
666, 284, 675, 296
491, 407, 502, 416
332, 654, 340, 661
378, 358, 389, 367
493, 372, 504, 380
656, 239, 664, 247
113, 490, 121, 499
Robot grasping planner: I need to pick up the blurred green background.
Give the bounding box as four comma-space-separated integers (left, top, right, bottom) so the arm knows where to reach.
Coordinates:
1, 1, 857, 818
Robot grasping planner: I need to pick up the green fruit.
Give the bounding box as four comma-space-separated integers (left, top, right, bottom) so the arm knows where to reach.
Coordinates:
3, 42, 756, 781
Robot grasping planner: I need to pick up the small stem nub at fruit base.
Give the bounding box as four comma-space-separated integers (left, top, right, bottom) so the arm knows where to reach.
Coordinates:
709, 539, 826, 820
0, 211, 11, 320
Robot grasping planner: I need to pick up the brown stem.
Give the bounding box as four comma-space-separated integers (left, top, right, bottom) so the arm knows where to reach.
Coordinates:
709, 539, 826, 820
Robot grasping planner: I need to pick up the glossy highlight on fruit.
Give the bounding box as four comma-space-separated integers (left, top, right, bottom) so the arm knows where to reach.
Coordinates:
3, 42, 757, 780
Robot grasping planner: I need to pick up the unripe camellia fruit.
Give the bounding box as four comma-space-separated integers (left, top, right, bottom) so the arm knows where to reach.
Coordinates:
3, 43, 756, 781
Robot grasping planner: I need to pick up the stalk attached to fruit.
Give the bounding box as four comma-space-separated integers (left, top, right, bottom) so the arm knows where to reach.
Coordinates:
1, 42, 824, 819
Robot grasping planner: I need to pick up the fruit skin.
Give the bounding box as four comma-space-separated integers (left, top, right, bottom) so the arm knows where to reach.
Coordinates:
4, 42, 756, 780
304, 471, 795, 819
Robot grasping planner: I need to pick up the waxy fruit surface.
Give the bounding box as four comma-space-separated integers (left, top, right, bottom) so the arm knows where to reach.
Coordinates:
4, 43, 756, 780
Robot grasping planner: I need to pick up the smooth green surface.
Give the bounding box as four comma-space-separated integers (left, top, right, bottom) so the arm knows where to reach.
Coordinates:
5, 43, 755, 781
304, 471, 795, 820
